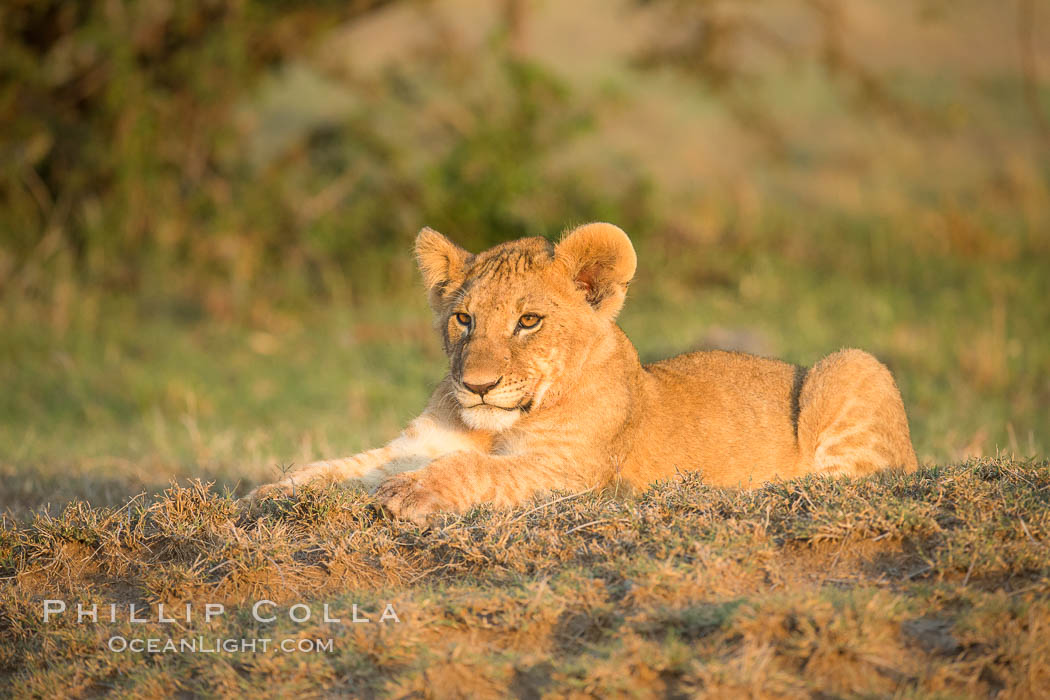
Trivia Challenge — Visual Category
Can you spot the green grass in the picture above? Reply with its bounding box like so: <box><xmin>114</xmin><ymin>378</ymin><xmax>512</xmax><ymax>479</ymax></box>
<box><xmin>0</xmin><ymin>299</ymin><xmax>437</xmax><ymax>515</ymax></box>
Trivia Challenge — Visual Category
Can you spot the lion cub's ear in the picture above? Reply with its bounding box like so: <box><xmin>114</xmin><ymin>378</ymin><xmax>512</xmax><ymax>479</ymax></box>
<box><xmin>415</xmin><ymin>227</ymin><xmax>471</xmax><ymax>309</ymax></box>
<box><xmin>555</xmin><ymin>222</ymin><xmax>637</xmax><ymax>320</ymax></box>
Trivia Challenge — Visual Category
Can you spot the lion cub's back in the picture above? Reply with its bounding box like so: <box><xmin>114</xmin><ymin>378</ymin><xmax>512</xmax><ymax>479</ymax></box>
<box><xmin>633</xmin><ymin>350</ymin><xmax>805</xmax><ymax>485</ymax></box>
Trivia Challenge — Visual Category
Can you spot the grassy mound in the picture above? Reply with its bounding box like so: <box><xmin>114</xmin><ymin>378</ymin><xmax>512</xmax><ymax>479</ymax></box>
<box><xmin>3</xmin><ymin>458</ymin><xmax>1048</xmax><ymax>697</ymax></box>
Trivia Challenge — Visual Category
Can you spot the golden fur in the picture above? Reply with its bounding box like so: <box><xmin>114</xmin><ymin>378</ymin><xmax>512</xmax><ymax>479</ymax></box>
<box><xmin>249</xmin><ymin>223</ymin><xmax>918</xmax><ymax>521</ymax></box>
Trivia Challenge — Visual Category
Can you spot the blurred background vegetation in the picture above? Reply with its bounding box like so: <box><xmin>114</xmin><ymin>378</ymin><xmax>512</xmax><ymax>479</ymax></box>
<box><xmin>1</xmin><ymin>0</ymin><xmax>1048</xmax><ymax>514</ymax></box>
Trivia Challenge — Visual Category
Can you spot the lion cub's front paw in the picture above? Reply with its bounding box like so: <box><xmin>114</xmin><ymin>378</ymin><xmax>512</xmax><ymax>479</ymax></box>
<box><xmin>244</xmin><ymin>461</ymin><xmax>344</xmax><ymax>503</ymax></box>
<box><xmin>374</xmin><ymin>471</ymin><xmax>458</xmax><ymax>524</ymax></box>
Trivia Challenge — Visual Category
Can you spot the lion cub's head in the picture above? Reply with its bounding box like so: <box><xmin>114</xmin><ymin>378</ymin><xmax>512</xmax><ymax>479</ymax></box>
<box><xmin>415</xmin><ymin>223</ymin><xmax>637</xmax><ymax>432</ymax></box>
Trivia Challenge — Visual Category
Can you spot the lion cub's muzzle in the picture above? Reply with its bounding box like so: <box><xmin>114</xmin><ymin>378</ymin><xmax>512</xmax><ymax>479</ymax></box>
<box><xmin>453</xmin><ymin>377</ymin><xmax>529</xmax><ymax>410</ymax></box>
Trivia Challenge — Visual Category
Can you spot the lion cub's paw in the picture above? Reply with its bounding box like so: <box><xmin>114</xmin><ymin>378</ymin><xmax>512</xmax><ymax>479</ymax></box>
<box><xmin>374</xmin><ymin>471</ymin><xmax>457</xmax><ymax>525</ymax></box>
<box><xmin>242</xmin><ymin>477</ymin><xmax>301</xmax><ymax>504</ymax></box>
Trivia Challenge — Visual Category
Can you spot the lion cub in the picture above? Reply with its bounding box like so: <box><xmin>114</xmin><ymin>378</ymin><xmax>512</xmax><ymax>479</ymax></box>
<box><xmin>250</xmin><ymin>223</ymin><xmax>917</xmax><ymax>521</ymax></box>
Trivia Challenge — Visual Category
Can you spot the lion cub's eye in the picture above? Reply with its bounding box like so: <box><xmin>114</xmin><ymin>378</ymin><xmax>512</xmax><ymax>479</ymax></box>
<box><xmin>454</xmin><ymin>312</ymin><xmax>472</xmax><ymax>327</ymax></box>
<box><xmin>517</xmin><ymin>314</ymin><xmax>542</xmax><ymax>330</ymax></box>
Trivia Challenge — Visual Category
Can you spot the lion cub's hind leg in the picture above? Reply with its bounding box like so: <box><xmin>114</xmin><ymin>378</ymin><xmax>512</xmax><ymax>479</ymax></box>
<box><xmin>796</xmin><ymin>349</ymin><xmax>918</xmax><ymax>478</ymax></box>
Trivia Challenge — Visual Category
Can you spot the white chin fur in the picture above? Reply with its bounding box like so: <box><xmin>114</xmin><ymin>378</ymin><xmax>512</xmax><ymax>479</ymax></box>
<box><xmin>460</xmin><ymin>405</ymin><xmax>521</xmax><ymax>432</ymax></box>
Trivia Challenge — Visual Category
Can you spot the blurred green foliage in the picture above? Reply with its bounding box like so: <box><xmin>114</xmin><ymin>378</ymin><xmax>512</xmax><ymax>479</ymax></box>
<box><xmin>0</xmin><ymin>0</ymin><xmax>1047</xmax><ymax>509</ymax></box>
<box><xmin>0</xmin><ymin>0</ymin><xmax>651</xmax><ymax>316</ymax></box>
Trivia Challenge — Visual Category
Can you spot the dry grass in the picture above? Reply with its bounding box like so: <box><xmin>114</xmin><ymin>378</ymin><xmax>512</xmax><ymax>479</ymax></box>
<box><xmin>3</xmin><ymin>457</ymin><xmax>1048</xmax><ymax>697</ymax></box>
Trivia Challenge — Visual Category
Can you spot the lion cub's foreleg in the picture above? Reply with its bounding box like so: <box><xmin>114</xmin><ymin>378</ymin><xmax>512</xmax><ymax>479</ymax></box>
<box><xmin>375</xmin><ymin>447</ymin><xmax>598</xmax><ymax>524</ymax></box>
<box><xmin>246</xmin><ymin>412</ymin><xmax>487</xmax><ymax>500</ymax></box>
<box><xmin>796</xmin><ymin>349</ymin><xmax>918</xmax><ymax>478</ymax></box>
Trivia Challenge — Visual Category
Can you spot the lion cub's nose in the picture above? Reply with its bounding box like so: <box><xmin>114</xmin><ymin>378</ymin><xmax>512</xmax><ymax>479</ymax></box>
<box><xmin>463</xmin><ymin>376</ymin><xmax>502</xmax><ymax>397</ymax></box>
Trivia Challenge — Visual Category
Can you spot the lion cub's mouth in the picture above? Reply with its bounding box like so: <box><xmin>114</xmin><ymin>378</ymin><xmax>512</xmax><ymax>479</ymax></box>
<box><xmin>461</xmin><ymin>399</ymin><xmax>532</xmax><ymax>413</ymax></box>
<box><xmin>458</xmin><ymin>400</ymin><xmax>531</xmax><ymax>432</ymax></box>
